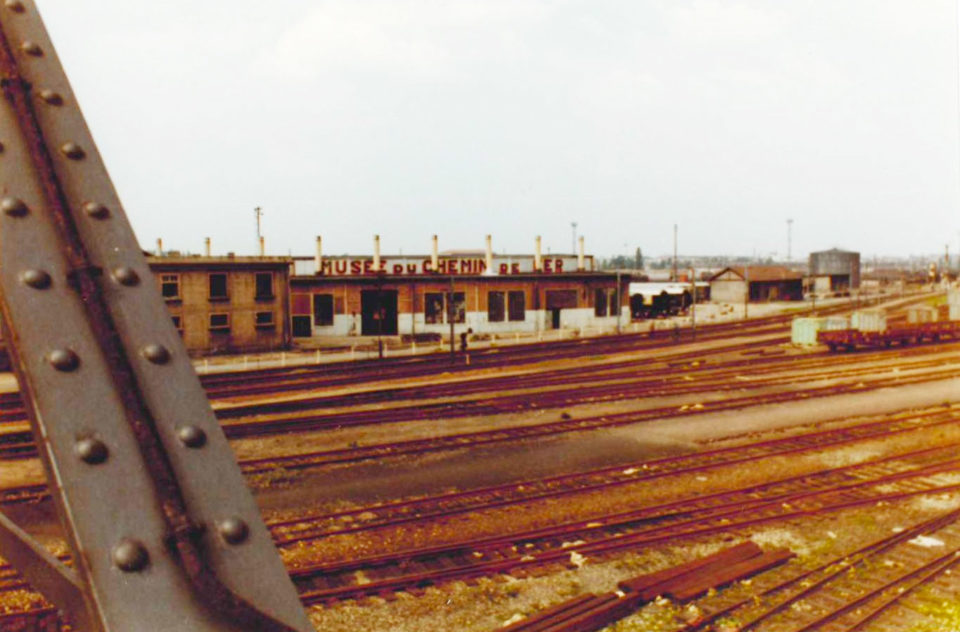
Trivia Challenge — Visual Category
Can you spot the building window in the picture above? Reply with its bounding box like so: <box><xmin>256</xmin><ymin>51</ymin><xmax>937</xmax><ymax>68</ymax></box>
<box><xmin>608</xmin><ymin>289</ymin><xmax>619</xmax><ymax>317</ymax></box>
<box><xmin>255</xmin><ymin>311</ymin><xmax>275</xmax><ymax>329</ymax></box>
<box><xmin>425</xmin><ymin>292</ymin><xmax>444</xmax><ymax>324</ymax></box>
<box><xmin>488</xmin><ymin>291</ymin><xmax>505</xmax><ymax>322</ymax></box>
<box><xmin>313</xmin><ymin>294</ymin><xmax>334</xmax><ymax>326</ymax></box>
<box><xmin>594</xmin><ymin>288</ymin><xmax>608</xmax><ymax>317</ymax></box>
<box><xmin>508</xmin><ymin>291</ymin><xmax>526</xmax><ymax>321</ymax></box>
<box><xmin>209</xmin><ymin>313</ymin><xmax>230</xmax><ymax>332</ymax></box>
<box><xmin>160</xmin><ymin>274</ymin><xmax>180</xmax><ymax>300</ymax></box>
<box><xmin>292</xmin><ymin>315</ymin><xmax>312</xmax><ymax>338</ymax></box>
<box><xmin>171</xmin><ymin>315</ymin><xmax>183</xmax><ymax>334</ymax></box>
<box><xmin>450</xmin><ymin>292</ymin><xmax>466</xmax><ymax>323</ymax></box>
<box><xmin>255</xmin><ymin>272</ymin><xmax>273</xmax><ymax>299</ymax></box>
<box><xmin>208</xmin><ymin>273</ymin><xmax>228</xmax><ymax>300</ymax></box>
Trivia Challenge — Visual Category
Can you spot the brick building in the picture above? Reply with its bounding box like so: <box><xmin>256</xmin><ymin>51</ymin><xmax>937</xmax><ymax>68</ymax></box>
<box><xmin>288</xmin><ymin>236</ymin><xmax>628</xmax><ymax>341</ymax></box>
<box><xmin>148</xmin><ymin>256</ymin><xmax>291</xmax><ymax>355</ymax></box>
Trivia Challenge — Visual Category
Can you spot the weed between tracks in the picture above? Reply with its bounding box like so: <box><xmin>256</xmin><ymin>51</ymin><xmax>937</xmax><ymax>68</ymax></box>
<box><xmin>300</xmin><ymin>414</ymin><xmax>960</xmax><ymax>631</ymax></box>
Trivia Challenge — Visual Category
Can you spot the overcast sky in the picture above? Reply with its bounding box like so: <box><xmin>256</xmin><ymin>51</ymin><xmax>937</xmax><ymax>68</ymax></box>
<box><xmin>36</xmin><ymin>1</ymin><xmax>960</xmax><ymax>260</ymax></box>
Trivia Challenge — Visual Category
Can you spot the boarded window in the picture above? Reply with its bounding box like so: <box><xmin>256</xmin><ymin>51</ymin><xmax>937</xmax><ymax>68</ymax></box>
<box><xmin>425</xmin><ymin>293</ymin><xmax>444</xmax><ymax>324</ymax></box>
<box><xmin>209</xmin><ymin>313</ymin><xmax>229</xmax><ymax>331</ymax></box>
<box><xmin>292</xmin><ymin>315</ymin><xmax>312</xmax><ymax>338</ymax></box>
<box><xmin>209</xmin><ymin>273</ymin><xmax>228</xmax><ymax>299</ymax></box>
<box><xmin>255</xmin><ymin>311</ymin><xmax>275</xmax><ymax>328</ymax></box>
<box><xmin>255</xmin><ymin>272</ymin><xmax>273</xmax><ymax>299</ymax></box>
<box><xmin>488</xmin><ymin>291</ymin><xmax>505</xmax><ymax>322</ymax></box>
<box><xmin>508</xmin><ymin>291</ymin><xmax>525</xmax><ymax>321</ymax></box>
<box><xmin>291</xmin><ymin>293</ymin><xmax>311</xmax><ymax>315</ymax></box>
<box><xmin>161</xmin><ymin>274</ymin><xmax>179</xmax><ymax>299</ymax></box>
<box><xmin>313</xmin><ymin>294</ymin><xmax>334</xmax><ymax>326</ymax></box>
<box><xmin>594</xmin><ymin>288</ymin><xmax>608</xmax><ymax>317</ymax></box>
<box><xmin>546</xmin><ymin>290</ymin><xmax>578</xmax><ymax>309</ymax></box>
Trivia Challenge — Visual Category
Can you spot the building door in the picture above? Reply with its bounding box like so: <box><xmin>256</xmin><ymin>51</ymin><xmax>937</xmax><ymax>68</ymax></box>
<box><xmin>550</xmin><ymin>309</ymin><xmax>561</xmax><ymax>329</ymax></box>
<box><xmin>545</xmin><ymin>290</ymin><xmax>576</xmax><ymax>330</ymax></box>
<box><xmin>361</xmin><ymin>290</ymin><xmax>398</xmax><ymax>336</ymax></box>
<box><xmin>291</xmin><ymin>315</ymin><xmax>312</xmax><ymax>338</ymax></box>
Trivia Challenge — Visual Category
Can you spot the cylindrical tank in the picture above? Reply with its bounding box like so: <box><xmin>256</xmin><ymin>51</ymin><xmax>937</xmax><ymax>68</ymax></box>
<box><xmin>809</xmin><ymin>249</ymin><xmax>860</xmax><ymax>288</ymax></box>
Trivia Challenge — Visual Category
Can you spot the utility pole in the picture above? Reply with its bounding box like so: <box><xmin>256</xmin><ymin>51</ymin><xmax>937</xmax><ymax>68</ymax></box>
<box><xmin>672</xmin><ymin>224</ymin><xmax>678</xmax><ymax>282</ymax></box>
<box><xmin>448</xmin><ymin>275</ymin><xmax>456</xmax><ymax>365</ymax></box>
<box><xmin>690</xmin><ymin>268</ymin><xmax>697</xmax><ymax>341</ymax></box>
<box><xmin>615</xmin><ymin>270</ymin><xmax>622</xmax><ymax>334</ymax></box>
<box><xmin>254</xmin><ymin>206</ymin><xmax>264</xmax><ymax>251</ymax></box>
<box><xmin>744</xmin><ymin>265</ymin><xmax>749</xmax><ymax>320</ymax></box>
<box><xmin>571</xmin><ymin>221</ymin><xmax>578</xmax><ymax>254</ymax></box>
<box><xmin>787</xmin><ymin>218</ymin><xmax>793</xmax><ymax>262</ymax></box>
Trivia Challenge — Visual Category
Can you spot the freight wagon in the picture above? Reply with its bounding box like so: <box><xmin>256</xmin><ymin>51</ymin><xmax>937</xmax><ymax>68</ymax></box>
<box><xmin>818</xmin><ymin>320</ymin><xmax>960</xmax><ymax>351</ymax></box>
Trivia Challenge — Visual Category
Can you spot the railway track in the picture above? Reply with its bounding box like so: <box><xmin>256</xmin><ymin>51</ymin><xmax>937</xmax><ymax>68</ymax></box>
<box><xmin>0</xmin><ymin>292</ymin><xmax>918</xmax><ymax>424</ymax></box>
<box><xmin>683</xmin><ymin>507</ymin><xmax>960</xmax><ymax>632</ymax></box>
<box><xmin>288</xmin><ymin>441</ymin><xmax>960</xmax><ymax>604</ymax></box>
<box><xmin>264</xmin><ymin>406</ymin><xmax>960</xmax><ymax>545</ymax></box>
<box><xmin>216</xmin><ymin>340</ymin><xmax>959</xmax><ymax>420</ymax></box>
<box><xmin>2</xmin><ymin>337</ymin><xmax>956</xmax><ymax>465</ymax></box>
<box><xmin>0</xmin><ymin>314</ymin><xmax>796</xmax><ymax>421</ymax></box>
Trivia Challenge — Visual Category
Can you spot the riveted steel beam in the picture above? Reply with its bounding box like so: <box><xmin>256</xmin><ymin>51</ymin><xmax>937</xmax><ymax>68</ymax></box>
<box><xmin>0</xmin><ymin>2</ymin><xmax>311</xmax><ymax>630</ymax></box>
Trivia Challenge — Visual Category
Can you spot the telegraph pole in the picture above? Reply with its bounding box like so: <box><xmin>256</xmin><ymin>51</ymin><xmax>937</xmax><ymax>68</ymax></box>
<box><xmin>571</xmin><ymin>221</ymin><xmax>578</xmax><ymax>254</ymax></box>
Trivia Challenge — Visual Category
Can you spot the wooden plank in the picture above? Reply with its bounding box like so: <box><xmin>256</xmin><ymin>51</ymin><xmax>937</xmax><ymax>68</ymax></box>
<box><xmin>617</xmin><ymin>541</ymin><xmax>762</xmax><ymax>597</ymax></box>
<box><xmin>667</xmin><ymin>548</ymin><xmax>795</xmax><ymax>602</ymax></box>
<box><xmin>499</xmin><ymin>594</ymin><xmax>600</xmax><ymax>632</ymax></box>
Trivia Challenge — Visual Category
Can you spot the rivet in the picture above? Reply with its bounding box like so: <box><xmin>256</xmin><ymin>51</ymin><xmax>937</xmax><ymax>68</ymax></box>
<box><xmin>83</xmin><ymin>201</ymin><xmax>109</xmax><ymax>219</ymax></box>
<box><xmin>48</xmin><ymin>349</ymin><xmax>79</xmax><ymax>372</ymax></box>
<box><xmin>113</xmin><ymin>267</ymin><xmax>139</xmax><ymax>286</ymax></box>
<box><xmin>177</xmin><ymin>426</ymin><xmax>206</xmax><ymax>448</ymax></box>
<box><xmin>20</xmin><ymin>269</ymin><xmax>51</xmax><ymax>289</ymax></box>
<box><xmin>4</xmin><ymin>0</ymin><xmax>25</xmax><ymax>12</ymax></box>
<box><xmin>141</xmin><ymin>343</ymin><xmax>170</xmax><ymax>364</ymax></box>
<box><xmin>75</xmin><ymin>437</ymin><xmax>108</xmax><ymax>464</ymax></box>
<box><xmin>218</xmin><ymin>518</ymin><xmax>249</xmax><ymax>545</ymax></box>
<box><xmin>112</xmin><ymin>539</ymin><xmax>149</xmax><ymax>572</ymax></box>
<box><xmin>20</xmin><ymin>41</ymin><xmax>41</xmax><ymax>56</ymax></box>
<box><xmin>38</xmin><ymin>89</ymin><xmax>62</xmax><ymax>105</ymax></box>
<box><xmin>1</xmin><ymin>197</ymin><xmax>28</xmax><ymax>217</ymax></box>
<box><xmin>60</xmin><ymin>142</ymin><xmax>85</xmax><ymax>160</ymax></box>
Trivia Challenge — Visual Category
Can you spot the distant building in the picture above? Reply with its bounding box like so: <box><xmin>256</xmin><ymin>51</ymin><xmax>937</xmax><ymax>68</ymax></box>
<box><xmin>809</xmin><ymin>249</ymin><xmax>860</xmax><ymax>293</ymax></box>
<box><xmin>709</xmin><ymin>266</ymin><xmax>804</xmax><ymax>303</ymax></box>
<box><xmin>148</xmin><ymin>256</ymin><xmax>291</xmax><ymax>355</ymax></box>
<box><xmin>289</xmin><ymin>250</ymin><xmax>627</xmax><ymax>340</ymax></box>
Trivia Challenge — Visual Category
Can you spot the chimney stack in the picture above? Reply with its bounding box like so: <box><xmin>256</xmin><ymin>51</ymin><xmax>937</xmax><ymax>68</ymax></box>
<box><xmin>156</xmin><ymin>238</ymin><xmax>162</xmax><ymax>256</ymax></box>
<box><xmin>373</xmin><ymin>234</ymin><xmax>381</xmax><ymax>271</ymax></box>
<box><xmin>315</xmin><ymin>236</ymin><xmax>323</xmax><ymax>274</ymax></box>
<box><xmin>534</xmin><ymin>235</ymin><xmax>542</xmax><ymax>271</ymax></box>
<box><xmin>485</xmin><ymin>234</ymin><xmax>494</xmax><ymax>274</ymax></box>
<box><xmin>204</xmin><ymin>237</ymin><xmax>211</xmax><ymax>257</ymax></box>
<box><xmin>259</xmin><ymin>235</ymin><xmax>265</xmax><ymax>257</ymax></box>
<box><xmin>577</xmin><ymin>236</ymin><xmax>585</xmax><ymax>271</ymax></box>
<box><xmin>431</xmin><ymin>234</ymin><xmax>439</xmax><ymax>271</ymax></box>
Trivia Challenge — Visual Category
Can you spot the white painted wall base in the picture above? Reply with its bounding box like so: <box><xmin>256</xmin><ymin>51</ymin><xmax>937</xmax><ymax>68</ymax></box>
<box><xmin>307</xmin><ymin>306</ymin><xmax>627</xmax><ymax>339</ymax></box>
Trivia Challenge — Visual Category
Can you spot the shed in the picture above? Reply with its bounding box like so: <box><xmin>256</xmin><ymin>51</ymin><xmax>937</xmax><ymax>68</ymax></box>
<box><xmin>709</xmin><ymin>266</ymin><xmax>804</xmax><ymax>303</ymax></box>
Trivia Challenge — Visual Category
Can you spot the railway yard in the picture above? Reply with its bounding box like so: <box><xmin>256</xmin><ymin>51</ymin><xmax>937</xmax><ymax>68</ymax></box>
<box><xmin>3</xmin><ymin>294</ymin><xmax>960</xmax><ymax>631</ymax></box>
